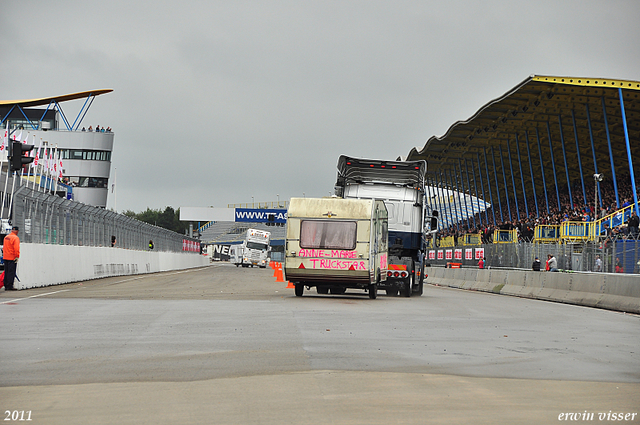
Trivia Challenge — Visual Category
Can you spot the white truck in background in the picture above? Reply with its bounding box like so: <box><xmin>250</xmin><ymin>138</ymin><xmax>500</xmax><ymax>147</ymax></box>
<box><xmin>231</xmin><ymin>228</ymin><xmax>271</xmax><ymax>268</ymax></box>
<box><xmin>334</xmin><ymin>155</ymin><xmax>437</xmax><ymax>297</ymax></box>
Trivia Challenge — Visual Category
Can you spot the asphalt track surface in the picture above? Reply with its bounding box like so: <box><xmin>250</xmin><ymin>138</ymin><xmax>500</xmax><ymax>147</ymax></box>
<box><xmin>1</xmin><ymin>264</ymin><xmax>638</xmax><ymax>424</ymax></box>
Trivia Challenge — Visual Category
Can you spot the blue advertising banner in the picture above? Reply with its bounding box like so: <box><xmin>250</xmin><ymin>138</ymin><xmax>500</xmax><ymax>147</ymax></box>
<box><xmin>235</xmin><ymin>208</ymin><xmax>288</xmax><ymax>224</ymax></box>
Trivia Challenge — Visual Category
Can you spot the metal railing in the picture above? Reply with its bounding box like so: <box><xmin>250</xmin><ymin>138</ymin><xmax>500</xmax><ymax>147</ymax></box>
<box><xmin>534</xmin><ymin>225</ymin><xmax>560</xmax><ymax>243</ymax></box>
<box><xmin>424</xmin><ymin>236</ymin><xmax>639</xmax><ymax>274</ymax></box>
<box><xmin>9</xmin><ymin>182</ymin><xmax>201</xmax><ymax>253</ymax></box>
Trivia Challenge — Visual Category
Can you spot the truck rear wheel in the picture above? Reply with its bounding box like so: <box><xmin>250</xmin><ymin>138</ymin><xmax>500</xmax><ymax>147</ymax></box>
<box><xmin>295</xmin><ymin>284</ymin><xmax>304</xmax><ymax>297</ymax></box>
<box><xmin>368</xmin><ymin>283</ymin><xmax>377</xmax><ymax>299</ymax></box>
<box><xmin>402</xmin><ymin>280</ymin><xmax>412</xmax><ymax>297</ymax></box>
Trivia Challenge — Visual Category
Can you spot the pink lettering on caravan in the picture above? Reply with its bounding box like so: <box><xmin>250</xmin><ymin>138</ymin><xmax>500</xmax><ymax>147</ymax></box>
<box><xmin>331</xmin><ymin>250</ymin><xmax>357</xmax><ymax>259</ymax></box>
<box><xmin>298</xmin><ymin>249</ymin><xmax>327</xmax><ymax>258</ymax></box>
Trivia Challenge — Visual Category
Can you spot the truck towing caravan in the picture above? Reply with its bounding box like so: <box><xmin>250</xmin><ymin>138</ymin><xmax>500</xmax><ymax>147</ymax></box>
<box><xmin>283</xmin><ymin>197</ymin><xmax>388</xmax><ymax>299</ymax></box>
<box><xmin>334</xmin><ymin>155</ymin><xmax>437</xmax><ymax>297</ymax></box>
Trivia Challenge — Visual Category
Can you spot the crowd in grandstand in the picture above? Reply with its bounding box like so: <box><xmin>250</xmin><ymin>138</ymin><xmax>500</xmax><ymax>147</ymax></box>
<box><xmin>435</xmin><ymin>173</ymin><xmax>639</xmax><ymax>244</ymax></box>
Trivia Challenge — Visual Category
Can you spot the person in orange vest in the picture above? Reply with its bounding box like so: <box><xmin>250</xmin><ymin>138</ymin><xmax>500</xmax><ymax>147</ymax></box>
<box><xmin>3</xmin><ymin>226</ymin><xmax>20</xmax><ymax>290</ymax></box>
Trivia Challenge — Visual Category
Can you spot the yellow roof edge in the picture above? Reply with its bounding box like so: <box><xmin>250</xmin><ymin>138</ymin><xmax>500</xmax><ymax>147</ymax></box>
<box><xmin>0</xmin><ymin>89</ymin><xmax>113</xmax><ymax>108</ymax></box>
<box><xmin>532</xmin><ymin>75</ymin><xmax>640</xmax><ymax>90</ymax></box>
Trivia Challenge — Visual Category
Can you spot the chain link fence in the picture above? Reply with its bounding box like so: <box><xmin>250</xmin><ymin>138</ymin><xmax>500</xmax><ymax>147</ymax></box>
<box><xmin>426</xmin><ymin>236</ymin><xmax>640</xmax><ymax>274</ymax></box>
<box><xmin>8</xmin><ymin>183</ymin><xmax>200</xmax><ymax>253</ymax></box>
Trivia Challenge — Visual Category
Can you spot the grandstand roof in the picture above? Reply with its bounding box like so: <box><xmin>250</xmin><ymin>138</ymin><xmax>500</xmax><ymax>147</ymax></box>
<box><xmin>407</xmin><ymin>75</ymin><xmax>639</xmax><ymax>214</ymax></box>
<box><xmin>0</xmin><ymin>89</ymin><xmax>113</xmax><ymax>108</ymax></box>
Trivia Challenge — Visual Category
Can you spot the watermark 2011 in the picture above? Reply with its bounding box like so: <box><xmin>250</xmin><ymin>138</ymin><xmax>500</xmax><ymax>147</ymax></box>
<box><xmin>559</xmin><ymin>411</ymin><xmax>637</xmax><ymax>421</ymax></box>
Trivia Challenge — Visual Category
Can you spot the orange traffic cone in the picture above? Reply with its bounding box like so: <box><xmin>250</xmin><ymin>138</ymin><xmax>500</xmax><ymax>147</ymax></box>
<box><xmin>275</xmin><ymin>262</ymin><xmax>284</xmax><ymax>282</ymax></box>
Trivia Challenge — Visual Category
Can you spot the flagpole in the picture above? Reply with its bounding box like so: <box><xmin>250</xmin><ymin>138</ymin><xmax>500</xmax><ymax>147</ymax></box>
<box><xmin>8</xmin><ymin>170</ymin><xmax>17</xmax><ymax>223</ymax></box>
<box><xmin>52</xmin><ymin>145</ymin><xmax>59</xmax><ymax>197</ymax></box>
<box><xmin>113</xmin><ymin>167</ymin><xmax>117</xmax><ymax>213</ymax></box>
<box><xmin>1</xmin><ymin>122</ymin><xmax>10</xmax><ymax>219</ymax></box>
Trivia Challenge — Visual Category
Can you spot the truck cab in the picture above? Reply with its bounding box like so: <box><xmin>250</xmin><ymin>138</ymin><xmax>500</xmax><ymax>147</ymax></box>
<box><xmin>335</xmin><ymin>156</ymin><xmax>435</xmax><ymax>297</ymax></box>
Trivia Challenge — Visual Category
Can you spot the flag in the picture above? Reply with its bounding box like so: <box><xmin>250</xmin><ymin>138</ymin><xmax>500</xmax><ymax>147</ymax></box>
<box><xmin>13</xmin><ymin>130</ymin><xmax>21</xmax><ymax>142</ymax></box>
<box><xmin>58</xmin><ymin>153</ymin><xmax>63</xmax><ymax>179</ymax></box>
<box><xmin>1</xmin><ymin>122</ymin><xmax>7</xmax><ymax>152</ymax></box>
<box><xmin>42</xmin><ymin>147</ymin><xmax>49</xmax><ymax>175</ymax></box>
<box><xmin>34</xmin><ymin>139</ymin><xmax>42</xmax><ymax>166</ymax></box>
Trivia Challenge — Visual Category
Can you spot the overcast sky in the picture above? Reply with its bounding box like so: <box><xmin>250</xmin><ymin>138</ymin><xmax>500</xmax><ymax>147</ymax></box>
<box><xmin>1</xmin><ymin>0</ymin><xmax>639</xmax><ymax>214</ymax></box>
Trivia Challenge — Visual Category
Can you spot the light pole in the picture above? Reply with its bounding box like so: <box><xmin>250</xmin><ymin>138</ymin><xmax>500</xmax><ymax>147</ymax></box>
<box><xmin>277</xmin><ymin>194</ymin><xmax>280</xmax><ymax>208</ymax></box>
<box><xmin>251</xmin><ymin>196</ymin><xmax>254</xmax><ymax>208</ymax></box>
<box><xmin>594</xmin><ymin>174</ymin><xmax>603</xmax><ymax>220</ymax></box>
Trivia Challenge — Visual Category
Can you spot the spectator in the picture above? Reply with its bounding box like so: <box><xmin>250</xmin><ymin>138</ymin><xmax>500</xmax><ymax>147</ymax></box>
<box><xmin>615</xmin><ymin>257</ymin><xmax>624</xmax><ymax>273</ymax></box>
<box><xmin>532</xmin><ymin>257</ymin><xmax>541</xmax><ymax>271</ymax></box>
<box><xmin>594</xmin><ymin>255</ymin><xmax>602</xmax><ymax>272</ymax></box>
<box><xmin>628</xmin><ymin>211</ymin><xmax>639</xmax><ymax>236</ymax></box>
<box><xmin>3</xmin><ymin>226</ymin><xmax>21</xmax><ymax>290</ymax></box>
<box><xmin>478</xmin><ymin>257</ymin><xmax>485</xmax><ymax>269</ymax></box>
<box><xmin>548</xmin><ymin>254</ymin><xmax>558</xmax><ymax>272</ymax></box>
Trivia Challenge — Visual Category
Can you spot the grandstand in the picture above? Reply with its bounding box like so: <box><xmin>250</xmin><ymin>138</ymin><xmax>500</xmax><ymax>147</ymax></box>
<box><xmin>408</xmin><ymin>75</ymin><xmax>639</xmax><ymax>232</ymax></box>
<box><xmin>200</xmin><ymin>221</ymin><xmax>285</xmax><ymax>245</ymax></box>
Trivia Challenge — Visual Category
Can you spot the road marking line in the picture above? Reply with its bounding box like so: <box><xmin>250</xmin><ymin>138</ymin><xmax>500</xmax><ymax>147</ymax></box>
<box><xmin>1</xmin><ymin>289</ymin><xmax>71</xmax><ymax>304</ymax></box>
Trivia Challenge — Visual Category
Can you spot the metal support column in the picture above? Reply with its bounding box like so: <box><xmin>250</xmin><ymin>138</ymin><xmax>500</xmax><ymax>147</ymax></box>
<box><xmin>446</xmin><ymin>167</ymin><xmax>460</xmax><ymax>230</ymax></box>
<box><xmin>558</xmin><ymin>114</ymin><xmax>573</xmax><ymax>209</ymax></box>
<box><xmin>498</xmin><ymin>145</ymin><xmax>512</xmax><ymax>221</ymax></box>
<box><xmin>619</xmin><ymin>88</ymin><xmax>639</xmax><ymax>214</ymax></box>
<box><xmin>525</xmin><ymin>130</ymin><xmax>539</xmax><ymax>217</ymax></box>
<box><xmin>546</xmin><ymin>121</ymin><xmax>562</xmax><ymax>211</ymax></box>
<box><xmin>437</xmin><ymin>171</ymin><xmax>453</xmax><ymax>229</ymax></box>
<box><xmin>463</xmin><ymin>158</ymin><xmax>477</xmax><ymax>229</ymax></box>
<box><xmin>457</xmin><ymin>159</ymin><xmax>471</xmax><ymax>229</ymax></box>
<box><xmin>430</xmin><ymin>174</ymin><xmax>444</xmax><ymax>229</ymax></box>
<box><xmin>602</xmin><ymin>97</ymin><xmax>619</xmax><ymax>209</ymax></box>
<box><xmin>506</xmin><ymin>138</ymin><xmax>520</xmax><ymax>219</ymax></box>
<box><xmin>571</xmin><ymin>109</ymin><xmax>587</xmax><ymax>206</ymax></box>
<box><xmin>490</xmin><ymin>147</ymin><xmax>504</xmax><ymax>223</ymax></box>
<box><xmin>483</xmin><ymin>148</ymin><xmax>497</xmax><ymax>225</ymax></box>
<box><xmin>535</xmin><ymin>127</ymin><xmax>550</xmax><ymax>215</ymax></box>
<box><xmin>585</xmin><ymin>103</ymin><xmax>602</xmax><ymax>210</ymax></box>
<box><xmin>474</xmin><ymin>154</ymin><xmax>489</xmax><ymax>226</ymax></box>
<box><xmin>514</xmin><ymin>133</ymin><xmax>529</xmax><ymax>217</ymax></box>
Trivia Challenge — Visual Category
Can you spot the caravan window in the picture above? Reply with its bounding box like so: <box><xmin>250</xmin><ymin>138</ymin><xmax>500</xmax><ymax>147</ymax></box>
<box><xmin>300</xmin><ymin>220</ymin><xmax>357</xmax><ymax>250</ymax></box>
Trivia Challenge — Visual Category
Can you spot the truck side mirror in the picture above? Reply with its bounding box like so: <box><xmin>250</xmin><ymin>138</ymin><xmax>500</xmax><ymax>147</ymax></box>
<box><xmin>430</xmin><ymin>210</ymin><xmax>438</xmax><ymax>232</ymax></box>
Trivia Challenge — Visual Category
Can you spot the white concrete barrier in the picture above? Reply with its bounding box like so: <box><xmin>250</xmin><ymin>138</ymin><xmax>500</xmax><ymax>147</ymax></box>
<box><xmin>12</xmin><ymin>243</ymin><xmax>209</xmax><ymax>290</ymax></box>
<box><xmin>425</xmin><ymin>267</ymin><xmax>640</xmax><ymax>314</ymax></box>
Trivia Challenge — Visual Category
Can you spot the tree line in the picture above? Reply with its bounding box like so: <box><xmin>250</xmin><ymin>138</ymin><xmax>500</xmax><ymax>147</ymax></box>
<box><xmin>122</xmin><ymin>206</ymin><xmax>195</xmax><ymax>235</ymax></box>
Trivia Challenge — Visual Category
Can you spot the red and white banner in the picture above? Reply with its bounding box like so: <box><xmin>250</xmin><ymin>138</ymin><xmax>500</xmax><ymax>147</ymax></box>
<box><xmin>454</xmin><ymin>249</ymin><xmax>462</xmax><ymax>260</ymax></box>
<box><xmin>437</xmin><ymin>250</ymin><xmax>444</xmax><ymax>260</ymax></box>
<box><xmin>428</xmin><ymin>250</ymin><xmax>435</xmax><ymax>260</ymax></box>
<box><xmin>475</xmin><ymin>247</ymin><xmax>485</xmax><ymax>260</ymax></box>
<box><xmin>445</xmin><ymin>249</ymin><xmax>453</xmax><ymax>260</ymax></box>
<box><xmin>465</xmin><ymin>248</ymin><xmax>473</xmax><ymax>260</ymax></box>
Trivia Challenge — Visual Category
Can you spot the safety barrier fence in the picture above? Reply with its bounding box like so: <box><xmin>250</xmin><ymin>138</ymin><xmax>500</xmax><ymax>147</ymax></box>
<box><xmin>10</xmin><ymin>184</ymin><xmax>201</xmax><ymax>253</ymax></box>
<box><xmin>425</xmin><ymin>237</ymin><xmax>640</xmax><ymax>274</ymax></box>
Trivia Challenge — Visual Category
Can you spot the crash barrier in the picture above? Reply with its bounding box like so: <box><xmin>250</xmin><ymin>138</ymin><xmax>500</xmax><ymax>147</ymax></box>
<box><xmin>13</xmin><ymin>243</ymin><xmax>209</xmax><ymax>290</ymax></box>
<box><xmin>10</xmin><ymin>184</ymin><xmax>200</xmax><ymax>252</ymax></box>
<box><xmin>425</xmin><ymin>266</ymin><xmax>640</xmax><ymax>314</ymax></box>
